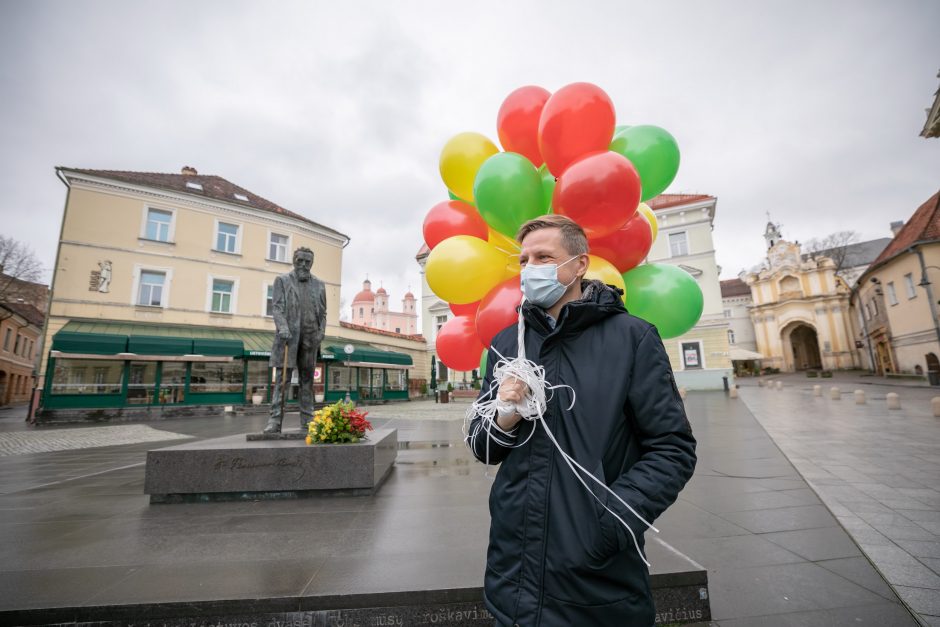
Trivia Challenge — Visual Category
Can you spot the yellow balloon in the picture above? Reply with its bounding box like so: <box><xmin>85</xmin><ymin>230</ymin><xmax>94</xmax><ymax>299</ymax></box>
<box><xmin>488</xmin><ymin>228</ymin><xmax>522</xmax><ymax>278</ymax></box>
<box><xmin>439</xmin><ymin>132</ymin><xmax>499</xmax><ymax>202</ymax></box>
<box><xmin>584</xmin><ymin>254</ymin><xmax>626</xmax><ymax>296</ymax></box>
<box><xmin>637</xmin><ymin>202</ymin><xmax>658</xmax><ymax>241</ymax></box>
<box><xmin>426</xmin><ymin>235</ymin><xmax>507</xmax><ymax>304</ymax></box>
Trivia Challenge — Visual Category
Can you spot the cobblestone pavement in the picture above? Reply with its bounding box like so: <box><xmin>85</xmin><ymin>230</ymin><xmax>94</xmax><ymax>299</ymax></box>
<box><xmin>362</xmin><ymin>398</ymin><xmax>472</xmax><ymax>422</ymax></box>
<box><xmin>0</xmin><ymin>424</ymin><xmax>192</xmax><ymax>457</ymax></box>
<box><xmin>739</xmin><ymin>381</ymin><xmax>940</xmax><ymax>625</ymax></box>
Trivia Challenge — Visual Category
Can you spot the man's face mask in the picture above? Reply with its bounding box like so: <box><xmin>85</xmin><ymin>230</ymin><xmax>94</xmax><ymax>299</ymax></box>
<box><xmin>520</xmin><ymin>255</ymin><xmax>579</xmax><ymax>308</ymax></box>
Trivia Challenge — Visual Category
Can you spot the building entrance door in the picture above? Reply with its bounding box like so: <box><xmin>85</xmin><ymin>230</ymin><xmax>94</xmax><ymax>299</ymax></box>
<box><xmin>789</xmin><ymin>324</ymin><xmax>822</xmax><ymax>370</ymax></box>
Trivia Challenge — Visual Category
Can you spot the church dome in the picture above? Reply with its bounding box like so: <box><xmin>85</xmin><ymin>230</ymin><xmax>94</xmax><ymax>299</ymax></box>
<box><xmin>352</xmin><ymin>278</ymin><xmax>374</xmax><ymax>303</ymax></box>
<box><xmin>404</xmin><ymin>291</ymin><xmax>415</xmax><ymax>300</ymax></box>
<box><xmin>376</xmin><ymin>287</ymin><xmax>388</xmax><ymax>296</ymax></box>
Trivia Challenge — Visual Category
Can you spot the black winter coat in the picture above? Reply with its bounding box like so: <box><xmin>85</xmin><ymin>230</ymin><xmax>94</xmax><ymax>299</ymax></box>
<box><xmin>466</xmin><ymin>281</ymin><xmax>697</xmax><ymax>626</ymax></box>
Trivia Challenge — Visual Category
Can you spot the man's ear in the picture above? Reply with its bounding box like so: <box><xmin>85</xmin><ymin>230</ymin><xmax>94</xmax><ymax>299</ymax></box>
<box><xmin>579</xmin><ymin>253</ymin><xmax>590</xmax><ymax>278</ymax></box>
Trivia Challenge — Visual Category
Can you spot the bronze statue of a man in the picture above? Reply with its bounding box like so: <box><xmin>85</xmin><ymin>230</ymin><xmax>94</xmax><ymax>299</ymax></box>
<box><xmin>264</xmin><ymin>246</ymin><xmax>327</xmax><ymax>434</ymax></box>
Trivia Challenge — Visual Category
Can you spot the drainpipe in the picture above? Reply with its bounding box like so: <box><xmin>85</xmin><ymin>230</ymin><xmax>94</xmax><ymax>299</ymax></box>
<box><xmin>914</xmin><ymin>247</ymin><xmax>940</xmax><ymax>348</ymax></box>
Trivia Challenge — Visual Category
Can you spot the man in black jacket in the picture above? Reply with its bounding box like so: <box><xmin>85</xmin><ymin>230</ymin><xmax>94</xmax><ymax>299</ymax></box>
<box><xmin>466</xmin><ymin>215</ymin><xmax>696</xmax><ymax>626</ymax></box>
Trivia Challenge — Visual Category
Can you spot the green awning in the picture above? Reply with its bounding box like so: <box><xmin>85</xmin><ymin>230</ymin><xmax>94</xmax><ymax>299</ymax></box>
<box><xmin>193</xmin><ymin>338</ymin><xmax>243</xmax><ymax>357</ymax></box>
<box><xmin>128</xmin><ymin>335</ymin><xmax>193</xmax><ymax>356</ymax></box>
<box><xmin>323</xmin><ymin>343</ymin><xmax>413</xmax><ymax>366</ymax></box>
<box><xmin>54</xmin><ymin>321</ymin><xmax>269</xmax><ymax>357</ymax></box>
<box><xmin>52</xmin><ymin>331</ymin><xmax>127</xmax><ymax>355</ymax></box>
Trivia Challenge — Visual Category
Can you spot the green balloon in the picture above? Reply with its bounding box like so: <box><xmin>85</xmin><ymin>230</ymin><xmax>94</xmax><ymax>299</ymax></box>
<box><xmin>609</xmin><ymin>125</ymin><xmax>680</xmax><ymax>202</ymax></box>
<box><xmin>622</xmin><ymin>263</ymin><xmax>703</xmax><ymax>339</ymax></box>
<box><xmin>480</xmin><ymin>349</ymin><xmax>488</xmax><ymax>376</ymax></box>
<box><xmin>538</xmin><ymin>164</ymin><xmax>555</xmax><ymax>212</ymax></box>
<box><xmin>473</xmin><ymin>152</ymin><xmax>547</xmax><ymax>237</ymax></box>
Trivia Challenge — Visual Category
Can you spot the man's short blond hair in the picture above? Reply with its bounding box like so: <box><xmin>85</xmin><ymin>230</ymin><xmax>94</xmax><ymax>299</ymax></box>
<box><xmin>516</xmin><ymin>214</ymin><xmax>589</xmax><ymax>256</ymax></box>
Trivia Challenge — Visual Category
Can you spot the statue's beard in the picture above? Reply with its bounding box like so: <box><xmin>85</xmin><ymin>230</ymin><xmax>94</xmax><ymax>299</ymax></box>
<box><xmin>296</xmin><ymin>268</ymin><xmax>311</xmax><ymax>282</ymax></box>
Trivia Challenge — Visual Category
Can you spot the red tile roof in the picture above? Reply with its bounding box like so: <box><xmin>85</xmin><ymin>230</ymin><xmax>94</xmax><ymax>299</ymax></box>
<box><xmin>870</xmin><ymin>190</ymin><xmax>940</xmax><ymax>267</ymax></box>
<box><xmin>646</xmin><ymin>194</ymin><xmax>715</xmax><ymax>211</ymax></box>
<box><xmin>59</xmin><ymin>168</ymin><xmax>349</xmax><ymax>241</ymax></box>
<box><xmin>0</xmin><ymin>301</ymin><xmax>44</xmax><ymax>327</ymax></box>
<box><xmin>340</xmin><ymin>321</ymin><xmax>425</xmax><ymax>342</ymax></box>
<box><xmin>720</xmin><ymin>278</ymin><xmax>751</xmax><ymax>298</ymax></box>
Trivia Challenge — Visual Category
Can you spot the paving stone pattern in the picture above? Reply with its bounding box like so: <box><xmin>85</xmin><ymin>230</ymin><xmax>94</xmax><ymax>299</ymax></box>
<box><xmin>740</xmin><ymin>379</ymin><xmax>940</xmax><ymax>626</ymax></box>
<box><xmin>0</xmin><ymin>424</ymin><xmax>192</xmax><ymax>457</ymax></box>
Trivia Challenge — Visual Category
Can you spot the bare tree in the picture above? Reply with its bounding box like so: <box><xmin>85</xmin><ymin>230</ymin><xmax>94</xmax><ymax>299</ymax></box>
<box><xmin>0</xmin><ymin>235</ymin><xmax>44</xmax><ymax>306</ymax></box>
<box><xmin>803</xmin><ymin>230</ymin><xmax>861</xmax><ymax>276</ymax></box>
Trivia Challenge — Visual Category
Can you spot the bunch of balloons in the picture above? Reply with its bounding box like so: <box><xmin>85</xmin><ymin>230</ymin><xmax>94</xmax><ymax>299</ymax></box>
<box><xmin>424</xmin><ymin>82</ymin><xmax>704</xmax><ymax>372</ymax></box>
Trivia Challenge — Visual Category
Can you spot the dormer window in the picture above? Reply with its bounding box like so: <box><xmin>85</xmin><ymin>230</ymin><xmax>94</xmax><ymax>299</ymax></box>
<box><xmin>234</xmin><ymin>193</ymin><xmax>249</xmax><ymax>202</ymax></box>
<box><xmin>186</xmin><ymin>181</ymin><xmax>203</xmax><ymax>191</ymax></box>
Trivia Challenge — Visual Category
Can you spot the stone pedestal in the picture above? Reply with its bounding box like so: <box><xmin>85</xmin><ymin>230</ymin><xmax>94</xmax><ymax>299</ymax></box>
<box><xmin>145</xmin><ymin>428</ymin><xmax>397</xmax><ymax>502</ymax></box>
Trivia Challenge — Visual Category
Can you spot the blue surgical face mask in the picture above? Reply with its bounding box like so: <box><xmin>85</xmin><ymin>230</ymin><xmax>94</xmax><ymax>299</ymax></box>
<box><xmin>520</xmin><ymin>256</ymin><xmax>579</xmax><ymax>308</ymax></box>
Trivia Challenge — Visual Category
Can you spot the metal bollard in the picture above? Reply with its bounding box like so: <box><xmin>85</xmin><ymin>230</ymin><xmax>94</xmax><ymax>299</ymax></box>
<box><xmin>830</xmin><ymin>387</ymin><xmax>841</xmax><ymax>400</ymax></box>
<box><xmin>813</xmin><ymin>385</ymin><xmax>822</xmax><ymax>397</ymax></box>
<box><xmin>932</xmin><ymin>397</ymin><xmax>940</xmax><ymax>418</ymax></box>
<box><xmin>679</xmin><ymin>386</ymin><xmax>688</xmax><ymax>399</ymax></box>
<box><xmin>775</xmin><ymin>381</ymin><xmax>783</xmax><ymax>390</ymax></box>
<box><xmin>854</xmin><ymin>390</ymin><xmax>866</xmax><ymax>405</ymax></box>
<box><xmin>886</xmin><ymin>393</ymin><xmax>901</xmax><ymax>410</ymax></box>
<box><xmin>729</xmin><ymin>387</ymin><xmax>739</xmax><ymax>399</ymax></box>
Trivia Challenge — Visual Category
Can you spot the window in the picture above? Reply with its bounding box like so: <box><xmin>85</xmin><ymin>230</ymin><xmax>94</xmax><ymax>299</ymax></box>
<box><xmin>127</xmin><ymin>362</ymin><xmax>158</xmax><ymax>404</ymax></box>
<box><xmin>159</xmin><ymin>362</ymin><xmax>186</xmax><ymax>404</ymax></box>
<box><xmin>668</xmin><ymin>231</ymin><xmax>688</xmax><ymax>257</ymax></box>
<box><xmin>265</xmin><ymin>285</ymin><xmax>274</xmax><ymax>317</ymax></box>
<box><xmin>190</xmin><ymin>361</ymin><xmax>244</xmax><ymax>393</ymax></box>
<box><xmin>723</xmin><ymin>309</ymin><xmax>732</xmax><ymax>318</ymax></box>
<box><xmin>395</xmin><ymin>327</ymin><xmax>401</xmax><ymax>333</ymax></box>
<box><xmin>359</xmin><ymin>307</ymin><xmax>364</xmax><ymax>318</ymax></box>
<box><xmin>145</xmin><ymin>208</ymin><xmax>173</xmax><ymax>242</ymax></box>
<box><xmin>234</xmin><ymin>193</ymin><xmax>249</xmax><ymax>202</ymax></box>
<box><xmin>13</xmin><ymin>335</ymin><xmax>21</xmax><ymax>355</ymax></box>
<box><xmin>211</xmin><ymin>279</ymin><xmax>234</xmax><ymax>313</ymax></box>
<box><xmin>871</xmin><ymin>298</ymin><xmax>878</xmax><ymax>315</ymax></box>
<box><xmin>435</xmin><ymin>315</ymin><xmax>448</xmax><ymax>337</ymax></box>
<box><xmin>904</xmin><ymin>273</ymin><xmax>916</xmax><ymax>299</ymax></box>
<box><xmin>728</xmin><ymin>329</ymin><xmax>736</xmax><ymax>344</ymax></box>
<box><xmin>328</xmin><ymin>366</ymin><xmax>355</xmax><ymax>391</ymax></box>
<box><xmin>246</xmin><ymin>361</ymin><xmax>270</xmax><ymax>402</ymax></box>
<box><xmin>185</xmin><ymin>181</ymin><xmax>203</xmax><ymax>191</ymax></box>
<box><xmin>137</xmin><ymin>271</ymin><xmax>166</xmax><ymax>306</ymax></box>
<box><xmin>269</xmin><ymin>233</ymin><xmax>289</xmax><ymax>262</ymax></box>
<box><xmin>385</xmin><ymin>369</ymin><xmax>406</xmax><ymax>391</ymax></box>
<box><xmin>27</xmin><ymin>340</ymin><xmax>34</xmax><ymax>359</ymax></box>
<box><xmin>2</xmin><ymin>328</ymin><xmax>11</xmax><ymax>351</ymax></box>
<box><xmin>51</xmin><ymin>359</ymin><xmax>124</xmax><ymax>395</ymax></box>
<box><xmin>887</xmin><ymin>281</ymin><xmax>898</xmax><ymax>305</ymax></box>
<box><xmin>216</xmin><ymin>222</ymin><xmax>239</xmax><ymax>253</ymax></box>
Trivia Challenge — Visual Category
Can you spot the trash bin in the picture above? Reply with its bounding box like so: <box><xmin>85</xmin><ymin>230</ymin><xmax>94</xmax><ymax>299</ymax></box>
<box><xmin>440</xmin><ymin>390</ymin><xmax>450</xmax><ymax>403</ymax></box>
<box><xmin>928</xmin><ymin>371</ymin><xmax>940</xmax><ymax>386</ymax></box>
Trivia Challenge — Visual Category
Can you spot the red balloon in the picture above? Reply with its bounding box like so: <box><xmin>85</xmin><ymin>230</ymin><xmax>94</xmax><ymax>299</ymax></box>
<box><xmin>497</xmin><ymin>86</ymin><xmax>551</xmax><ymax>167</ymax></box>
<box><xmin>588</xmin><ymin>211</ymin><xmax>654</xmax><ymax>274</ymax></box>
<box><xmin>450</xmin><ymin>301</ymin><xmax>480</xmax><ymax>317</ymax></box>
<box><xmin>476</xmin><ymin>276</ymin><xmax>522</xmax><ymax>347</ymax></box>
<box><xmin>553</xmin><ymin>151</ymin><xmax>641</xmax><ymax>238</ymax></box>
<box><xmin>436</xmin><ymin>315</ymin><xmax>486</xmax><ymax>371</ymax></box>
<box><xmin>538</xmin><ymin>82</ymin><xmax>616</xmax><ymax>177</ymax></box>
<box><xmin>423</xmin><ymin>200</ymin><xmax>489</xmax><ymax>250</ymax></box>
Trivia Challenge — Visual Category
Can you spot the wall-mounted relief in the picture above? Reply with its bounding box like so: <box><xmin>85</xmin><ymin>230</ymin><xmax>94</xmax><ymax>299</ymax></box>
<box><xmin>88</xmin><ymin>260</ymin><xmax>112</xmax><ymax>293</ymax></box>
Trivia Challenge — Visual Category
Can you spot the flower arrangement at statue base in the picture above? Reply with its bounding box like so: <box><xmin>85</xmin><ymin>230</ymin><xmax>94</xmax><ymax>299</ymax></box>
<box><xmin>306</xmin><ymin>400</ymin><xmax>373</xmax><ymax>444</ymax></box>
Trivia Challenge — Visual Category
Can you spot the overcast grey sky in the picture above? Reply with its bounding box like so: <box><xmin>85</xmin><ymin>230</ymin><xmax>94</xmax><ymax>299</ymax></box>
<box><xmin>1</xmin><ymin>0</ymin><xmax>938</xmax><ymax>320</ymax></box>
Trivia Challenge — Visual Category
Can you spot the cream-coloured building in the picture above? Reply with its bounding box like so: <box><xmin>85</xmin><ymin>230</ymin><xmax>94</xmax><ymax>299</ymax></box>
<box><xmin>646</xmin><ymin>194</ymin><xmax>732</xmax><ymax>389</ymax></box>
<box><xmin>742</xmin><ymin>222</ymin><xmax>858</xmax><ymax>372</ymax></box>
<box><xmin>852</xmin><ymin>191</ymin><xmax>940</xmax><ymax>378</ymax></box>
<box><xmin>40</xmin><ymin>167</ymin><xmax>427</xmax><ymax>420</ymax></box>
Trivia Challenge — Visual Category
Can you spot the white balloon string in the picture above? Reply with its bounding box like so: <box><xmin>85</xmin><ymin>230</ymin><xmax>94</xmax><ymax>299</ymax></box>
<box><xmin>463</xmin><ymin>298</ymin><xmax>657</xmax><ymax>568</ymax></box>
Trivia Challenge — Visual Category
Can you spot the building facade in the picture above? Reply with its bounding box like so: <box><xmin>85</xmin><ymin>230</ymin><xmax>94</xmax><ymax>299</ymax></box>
<box><xmin>743</xmin><ymin>223</ymin><xmax>859</xmax><ymax>372</ymax></box>
<box><xmin>350</xmin><ymin>279</ymin><xmax>418</xmax><ymax>335</ymax></box>
<box><xmin>646</xmin><ymin>194</ymin><xmax>733</xmax><ymax>389</ymax></box>
<box><xmin>0</xmin><ymin>302</ymin><xmax>43</xmax><ymax>406</ymax></box>
<box><xmin>852</xmin><ymin>191</ymin><xmax>940</xmax><ymax>378</ymax></box>
<box><xmin>40</xmin><ymin>167</ymin><xmax>425</xmax><ymax>420</ymax></box>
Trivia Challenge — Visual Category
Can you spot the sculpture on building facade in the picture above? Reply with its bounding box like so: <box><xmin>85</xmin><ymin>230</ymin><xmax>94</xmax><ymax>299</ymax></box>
<box><xmin>264</xmin><ymin>247</ymin><xmax>327</xmax><ymax>434</ymax></box>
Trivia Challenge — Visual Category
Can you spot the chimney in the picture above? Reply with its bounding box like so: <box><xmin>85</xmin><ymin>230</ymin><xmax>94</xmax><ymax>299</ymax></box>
<box><xmin>890</xmin><ymin>220</ymin><xmax>904</xmax><ymax>237</ymax></box>
<box><xmin>181</xmin><ymin>166</ymin><xmax>198</xmax><ymax>175</ymax></box>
